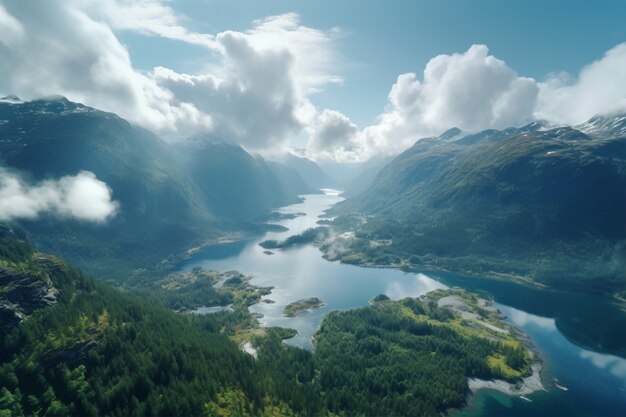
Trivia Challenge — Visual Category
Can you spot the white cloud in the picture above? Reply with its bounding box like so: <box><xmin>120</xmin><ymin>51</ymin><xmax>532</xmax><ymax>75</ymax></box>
<box><xmin>352</xmin><ymin>44</ymin><xmax>539</xmax><ymax>160</ymax></box>
<box><xmin>311</xmin><ymin>42</ymin><xmax>626</xmax><ymax>162</ymax></box>
<box><xmin>0</xmin><ymin>170</ymin><xmax>119</xmax><ymax>222</ymax></box>
<box><xmin>0</xmin><ymin>4</ymin><xmax>23</xmax><ymax>46</ymax></box>
<box><xmin>536</xmin><ymin>42</ymin><xmax>626</xmax><ymax>125</ymax></box>
<box><xmin>151</xmin><ymin>13</ymin><xmax>341</xmax><ymax>151</ymax></box>
<box><xmin>0</xmin><ymin>0</ymin><xmax>211</xmax><ymax>135</ymax></box>
<box><xmin>0</xmin><ymin>2</ymin><xmax>340</xmax><ymax>152</ymax></box>
<box><xmin>307</xmin><ymin>109</ymin><xmax>359</xmax><ymax>161</ymax></box>
<box><xmin>2</xmin><ymin>1</ymin><xmax>626</xmax><ymax>163</ymax></box>
<box><xmin>80</xmin><ymin>0</ymin><xmax>218</xmax><ymax>48</ymax></box>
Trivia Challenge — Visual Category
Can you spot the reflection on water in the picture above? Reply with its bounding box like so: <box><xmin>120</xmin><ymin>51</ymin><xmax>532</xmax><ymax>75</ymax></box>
<box><xmin>579</xmin><ymin>351</ymin><xmax>626</xmax><ymax>380</ymax></box>
<box><xmin>453</xmin><ymin>304</ymin><xmax>626</xmax><ymax>417</ymax></box>
<box><xmin>385</xmin><ymin>273</ymin><xmax>447</xmax><ymax>299</ymax></box>
<box><xmin>505</xmin><ymin>308</ymin><xmax>557</xmax><ymax>331</ymax></box>
<box><xmin>181</xmin><ymin>191</ymin><xmax>626</xmax><ymax>416</ymax></box>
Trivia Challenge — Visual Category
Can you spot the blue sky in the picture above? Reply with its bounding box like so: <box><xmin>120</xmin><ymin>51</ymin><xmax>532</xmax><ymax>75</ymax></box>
<box><xmin>1</xmin><ymin>0</ymin><xmax>626</xmax><ymax>162</ymax></box>
<box><xmin>120</xmin><ymin>0</ymin><xmax>626</xmax><ymax>127</ymax></box>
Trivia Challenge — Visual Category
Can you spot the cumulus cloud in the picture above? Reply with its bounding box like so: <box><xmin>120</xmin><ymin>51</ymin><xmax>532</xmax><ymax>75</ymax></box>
<box><xmin>306</xmin><ymin>44</ymin><xmax>541</xmax><ymax>161</ymax></box>
<box><xmin>307</xmin><ymin>109</ymin><xmax>359</xmax><ymax>160</ymax></box>
<box><xmin>2</xmin><ymin>1</ymin><xmax>625</xmax><ymax>163</ymax></box>
<box><xmin>536</xmin><ymin>42</ymin><xmax>626</xmax><ymax>125</ymax></box>
<box><xmin>0</xmin><ymin>170</ymin><xmax>118</xmax><ymax>222</ymax></box>
<box><xmin>352</xmin><ymin>44</ymin><xmax>539</xmax><ymax>159</ymax></box>
<box><xmin>310</xmin><ymin>42</ymin><xmax>626</xmax><ymax>162</ymax></box>
<box><xmin>0</xmin><ymin>0</ymin><xmax>212</xmax><ymax>135</ymax></box>
<box><xmin>0</xmin><ymin>2</ymin><xmax>340</xmax><ymax>152</ymax></box>
<box><xmin>152</xmin><ymin>13</ymin><xmax>342</xmax><ymax>150</ymax></box>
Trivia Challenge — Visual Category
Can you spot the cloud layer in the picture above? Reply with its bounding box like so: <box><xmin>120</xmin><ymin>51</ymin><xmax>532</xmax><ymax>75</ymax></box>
<box><xmin>536</xmin><ymin>43</ymin><xmax>626</xmax><ymax>125</ymax></box>
<box><xmin>0</xmin><ymin>1</ymin><xmax>340</xmax><ymax>151</ymax></box>
<box><xmin>1</xmin><ymin>1</ymin><xmax>625</xmax><ymax>162</ymax></box>
<box><xmin>315</xmin><ymin>44</ymin><xmax>539</xmax><ymax>161</ymax></box>
<box><xmin>309</xmin><ymin>42</ymin><xmax>626</xmax><ymax>161</ymax></box>
<box><xmin>0</xmin><ymin>170</ymin><xmax>118</xmax><ymax>222</ymax></box>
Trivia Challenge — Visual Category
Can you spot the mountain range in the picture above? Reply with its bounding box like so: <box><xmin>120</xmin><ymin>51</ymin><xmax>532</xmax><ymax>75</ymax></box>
<box><xmin>328</xmin><ymin>114</ymin><xmax>626</xmax><ymax>296</ymax></box>
<box><xmin>0</xmin><ymin>97</ymin><xmax>322</xmax><ymax>280</ymax></box>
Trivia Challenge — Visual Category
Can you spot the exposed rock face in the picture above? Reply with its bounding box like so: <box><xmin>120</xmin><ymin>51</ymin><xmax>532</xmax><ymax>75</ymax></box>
<box><xmin>0</xmin><ymin>259</ymin><xmax>59</xmax><ymax>334</ymax></box>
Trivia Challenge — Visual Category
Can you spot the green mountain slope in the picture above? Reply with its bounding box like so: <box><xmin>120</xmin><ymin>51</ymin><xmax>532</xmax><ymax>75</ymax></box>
<box><xmin>1</xmin><ymin>227</ymin><xmax>536</xmax><ymax>417</ymax></box>
<box><xmin>175</xmin><ymin>140</ymin><xmax>304</xmax><ymax>220</ymax></box>
<box><xmin>0</xmin><ymin>98</ymin><xmax>302</xmax><ymax>279</ymax></box>
<box><xmin>329</xmin><ymin>118</ymin><xmax>626</xmax><ymax>295</ymax></box>
<box><xmin>278</xmin><ymin>154</ymin><xmax>336</xmax><ymax>190</ymax></box>
<box><xmin>0</xmin><ymin>226</ymin><xmax>259</xmax><ymax>416</ymax></box>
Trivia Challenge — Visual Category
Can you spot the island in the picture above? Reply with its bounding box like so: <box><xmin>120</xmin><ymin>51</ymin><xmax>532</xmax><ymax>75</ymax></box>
<box><xmin>313</xmin><ymin>288</ymin><xmax>543</xmax><ymax>416</ymax></box>
<box><xmin>283</xmin><ymin>297</ymin><xmax>324</xmax><ymax>317</ymax></box>
<box><xmin>260</xmin><ymin>227</ymin><xmax>330</xmax><ymax>249</ymax></box>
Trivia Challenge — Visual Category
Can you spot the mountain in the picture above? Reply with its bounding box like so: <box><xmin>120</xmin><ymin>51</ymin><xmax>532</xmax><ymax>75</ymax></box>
<box><xmin>174</xmin><ymin>139</ymin><xmax>304</xmax><ymax>220</ymax></box>
<box><xmin>328</xmin><ymin>116</ymin><xmax>626</xmax><ymax>296</ymax></box>
<box><xmin>277</xmin><ymin>153</ymin><xmax>336</xmax><ymax>190</ymax></box>
<box><xmin>0</xmin><ymin>227</ymin><xmax>534</xmax><ymax>417</ymax></box>
<box><xmin>577</xmin><ymin>112</ymin><xmax>626</xmax><ymax>138</ymax></box>
<box><xmin>266</xmin><ymin>160</ymin><xmax>319</xmax><ymax>197</ymax></box>
<box><xmin>339</xmin><ymin>155</ymin><xmax>394</xmax><ymax>198</ymax></box>
<box><xmin>0</xmin><ymin>225</ymin><xmax>308</xmax><ymax>417</ymax></box>
<box><xmin>0</xmin><ymin>98</ymin><xmax>302</xmax><ymax>279</ymax></box>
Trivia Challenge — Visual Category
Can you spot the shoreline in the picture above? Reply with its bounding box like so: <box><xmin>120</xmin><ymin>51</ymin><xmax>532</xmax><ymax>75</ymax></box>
<box><xmin>322</xmin><ymin>250</ymin><xmax>626</xmax><ymax>308</ymax></box>
<box><xmin>468</xmin><ymin>363</ymin><xmax>546</xmax><ymax>397</ymax></box>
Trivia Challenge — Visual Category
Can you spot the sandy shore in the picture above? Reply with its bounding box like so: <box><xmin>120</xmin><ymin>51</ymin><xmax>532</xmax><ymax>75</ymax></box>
<box><xmin>468</xmin><ymin>363</ymin><xmax>545</xmax><ymax>396</ymax></box>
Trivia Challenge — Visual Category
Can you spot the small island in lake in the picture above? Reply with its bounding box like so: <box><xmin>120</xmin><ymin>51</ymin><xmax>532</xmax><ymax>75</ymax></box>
<box><xmin>283</xmin><ymin>297</ymin><xmax>324</xmax><ymax>317</ymax></box>
<box><xmin>260</xmin><ymin>227</ymin><xmax>330</xmax><ymax>250</ymax></box>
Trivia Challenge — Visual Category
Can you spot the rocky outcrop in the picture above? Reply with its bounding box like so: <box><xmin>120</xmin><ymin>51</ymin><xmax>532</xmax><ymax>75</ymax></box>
<box><xmin>0</xmin><ymin>259</ymin><xmax>59</xmax><ymax>334</ymax></box>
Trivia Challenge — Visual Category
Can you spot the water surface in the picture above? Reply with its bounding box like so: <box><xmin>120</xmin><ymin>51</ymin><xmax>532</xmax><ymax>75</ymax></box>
<box><xmin>180</xmin><ymin>192</ymin><xmax>626</xmax><ymax>416</ymax></box>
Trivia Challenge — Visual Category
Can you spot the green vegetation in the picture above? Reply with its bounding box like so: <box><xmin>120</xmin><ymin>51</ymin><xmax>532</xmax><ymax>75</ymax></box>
<box><xmin>314</xmin><ymin>289</ymin><xmax>533</xmax><ymax>417</ymax></box>
<box><xmin>1</xmin><ymin>228</ymin><xmax>536</xmax><ymax>417</ymax></box>
<box><xmin>283</xmin><ymin>297</ymin><xmax>324</xmax><ymax>317</ymax></box>
<box><xmin>260</xmin><ymin>227</ymin><xmax>330</xmax><ymax>250</ymax></box>
<box><xmin>127</xmin><ymin>268</ymin><xmax>272</xmax><ymax>313</ymax></box>
<box><xmin>0</xmin><ymin>98</ymin><xmax>311</xmax><ymax>280</ymax></box>
<box><xmin>329</xmin><ymin>125</ymin><xmax>626</xmax><ymax>296</ymax></box>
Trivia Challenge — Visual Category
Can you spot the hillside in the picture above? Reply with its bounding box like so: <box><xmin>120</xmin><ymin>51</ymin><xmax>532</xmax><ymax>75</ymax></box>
<box><xmin>0</xmin><ymin>98</ymin><xmax>305</xmax><ymax>279</ymax></box>
<box><xmin>0</xmin><ymin>226</ymin><xmax>539</xmax><ymax>417</ymax></box>
<box><xmin>327</xmin><ymin>115</ymin><xmax>626</xmax><ymax>295</ymax></box>
<box><xmin>277</xmin><ymin>153</ymin><xmax>336</xmax><ymax>190</ymax></box>
<box><xmin>0</xmin><ymin>225</ymin><xmax>269</xmax><ymax>416</ymax></box>
<box><xmin>175</xmin><ymin>140</ymin><xmax>305</xmax><ymax>220</ymax></box>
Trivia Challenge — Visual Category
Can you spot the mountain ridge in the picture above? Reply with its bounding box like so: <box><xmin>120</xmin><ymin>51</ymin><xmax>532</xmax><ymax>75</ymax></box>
<box><xmin>0</xmin><ymin>98</ymin><xmax>311</xmax><ymax>280</ymax></box>
<box><xmin>327</xmin><ymin>114</ymin><xmax>626</xmax><ymax>296</ymax></box>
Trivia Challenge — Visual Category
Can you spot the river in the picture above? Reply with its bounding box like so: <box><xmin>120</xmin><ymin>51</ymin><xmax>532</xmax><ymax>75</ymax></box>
<box><xmin>179</xmin><ymin>191</ymin><xmax>626</xmax><ymax>417</ymax></box>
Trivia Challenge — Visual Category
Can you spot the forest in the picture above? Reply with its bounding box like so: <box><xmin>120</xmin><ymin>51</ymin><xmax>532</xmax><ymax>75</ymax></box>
<box><xmin>1</xmin><ymin>226</ymin><xmax>531</xmax><ymax>417</ymax></box>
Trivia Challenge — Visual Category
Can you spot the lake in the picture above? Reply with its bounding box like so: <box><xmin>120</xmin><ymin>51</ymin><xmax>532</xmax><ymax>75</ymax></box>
<box><xmin>180</xmin><ymin>191</ymin><xmax>626</xmax><ymax>417</ymax></box>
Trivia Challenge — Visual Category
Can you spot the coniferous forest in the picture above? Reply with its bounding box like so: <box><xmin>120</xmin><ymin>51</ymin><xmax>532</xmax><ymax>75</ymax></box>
<box><xmin>0</xmin><ymin>227</ymin><xmax>530</xmax><ymax>417</ymax></box>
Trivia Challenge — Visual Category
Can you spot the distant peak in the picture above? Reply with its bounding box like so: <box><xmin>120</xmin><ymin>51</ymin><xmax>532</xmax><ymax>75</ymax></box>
<box><xmin>577</xmin><ymin>111</ymin><xmax>626</xmax><ymax>138</ymax></box>
<box><xmin>439</xmin><ymin>127</ymin><xmax>464</xmax><ymax>140</ymax></box>
<box><xmin>0</xmin><ymin>94</ymin><xmax>22</xmax><ymax>103</ymax></box>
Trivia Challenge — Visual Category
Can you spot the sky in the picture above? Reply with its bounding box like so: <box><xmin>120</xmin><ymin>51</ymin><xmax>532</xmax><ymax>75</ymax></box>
<box><xmin>1</xmin><ymin>0</ymin><xmax>626</xmax><ymax>162</ymax></box>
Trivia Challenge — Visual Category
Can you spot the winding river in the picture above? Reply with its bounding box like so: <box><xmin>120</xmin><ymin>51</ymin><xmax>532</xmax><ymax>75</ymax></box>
<box><xmin>179</xmin><ymin>191</ymin><xmax>626</xmax><ymax>417</ymax></box>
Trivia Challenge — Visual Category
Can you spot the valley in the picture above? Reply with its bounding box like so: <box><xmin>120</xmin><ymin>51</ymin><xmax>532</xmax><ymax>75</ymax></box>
<box><xmin>2</xmin><ymin>3</ymin><xmax>626</xmax><ymax>415</ymax></box>
<box><xmin>1</xmin><ymin>87</ymin><xmax>625</xmax><ymax>417</ymax></box>
<box><xmin>179</xmin><ymin>191</ymin><xmax>626</xmax><ymax>417</ymax></box>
